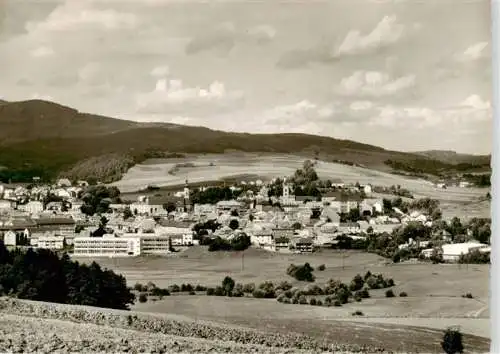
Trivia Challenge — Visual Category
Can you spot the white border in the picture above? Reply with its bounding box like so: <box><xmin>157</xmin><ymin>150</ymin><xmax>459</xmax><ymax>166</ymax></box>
<box><xmin>491</xmin><ymin>0</ymin><xmax>499</xmax><ymax>352</ymax></box>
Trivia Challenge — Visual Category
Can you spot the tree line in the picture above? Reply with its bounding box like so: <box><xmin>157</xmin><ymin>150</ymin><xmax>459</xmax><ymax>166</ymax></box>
<box><xmin>0</xmin><ymin>243</ymin><xmax>135</xmax><ymax>310</ymax></box>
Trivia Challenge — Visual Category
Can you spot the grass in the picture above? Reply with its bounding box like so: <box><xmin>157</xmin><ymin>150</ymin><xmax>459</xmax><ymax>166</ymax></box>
<box><xmin>75</xmin><ymin>246</ymin><xmax>490</xmax><ymax>352</ymax></box>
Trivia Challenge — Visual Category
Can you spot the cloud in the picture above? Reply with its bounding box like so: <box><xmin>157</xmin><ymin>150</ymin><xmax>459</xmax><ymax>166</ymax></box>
<box><xmin>454</xmin><ymin>42</ymin><xmax>489</xmax><ymax>62</ymax></box>
<box><xmin>332</xmin><ymin>15</ymin><xmax>405</xmax><ymax>57</ymax></box>
<box><xmin>336</xmin><ymin>70</ymin><xmax>416</xmax><ymax>98</ymax></box>
<box><xmin>30</xmin><ymin>46</ymin><xmax>54</xmax><ymax>58</ymax></box>
<box><xmin>368</xmin><ymin>94</ymin><xmax>491</xmax><ymax>129</ymax></box>
<box><xmin>135</xmin><ymin>78</ymin><xmax>244</xmax><ymax>115</ymax></box>
<box><xmin>185</xmin><ymin>22</ymin><xmax>276</xmax><ymax>55</ymax></box>
<box><xmin>25</xmin><ymin>1</ymin><xmax>138</xmax><ymax>34</ymax></box>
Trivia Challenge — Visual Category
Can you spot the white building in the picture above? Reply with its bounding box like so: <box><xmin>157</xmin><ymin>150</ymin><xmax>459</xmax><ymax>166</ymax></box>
<box><xmin>3</xmin><ymin>230</ymin><xmax>17</xmax><ymax>246</ymax></box>
<box><xmin>251</xmin><ymin>230</ymin><xmax>273</xmax><ymax>247</ymax></box>
<box><xmin>37</xmin><ymin>235</ymin><xmax>65</xmax><ymax>250</ymax></box>
<box><xmin>73</xmin><ymin>235</ymin><xmax>141</xmax><ymax>257</ymax></box>
<box><xmin>441</xmin><ymin>242</ymin><xmax>490</xmax><ymax>262</ymax></box>
<box><xmin>24</xmin><ymin>201</ymin><xmax>44</xmax><ymax>215</ymax></box>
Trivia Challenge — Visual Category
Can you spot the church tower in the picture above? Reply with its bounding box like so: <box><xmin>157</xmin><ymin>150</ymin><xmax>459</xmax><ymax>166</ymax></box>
<box><xmin>282</xmin><ymin>177</ymin><xmax>290</xmax><ymax>200</ymax></box>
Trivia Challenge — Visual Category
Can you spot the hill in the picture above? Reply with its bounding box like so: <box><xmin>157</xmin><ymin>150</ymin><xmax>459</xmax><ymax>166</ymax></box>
<box><xmin>414</xmin><ymin>150</ymin><xmax>491</xmax><ymax>165</ymax></box>
<box><xmin>0</xmin><ymin>99</ymin><xmax>490</xmax><ymax>183</ymax></box>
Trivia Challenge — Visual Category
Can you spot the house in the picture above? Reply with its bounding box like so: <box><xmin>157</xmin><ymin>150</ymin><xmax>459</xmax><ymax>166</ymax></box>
<box><xmin>34</xmin><ymin>216</ymin><xmax>75</xmax><ymax>237</ymax></box>
<box><xmin>360</xmin><ymin>199</ymin><xmax>383</xmax><ymax>216</ymax></box>
<box><xmin>3</xmin><ymin>230</ymin><xmax>17</xmax><ymax>246</ymax></box>
<box><xmin>293</xmin><ymin>237</ymin><xmax>314</xmax><ymax>253</ymax></box>
<box><xmin>24</xmin><ymin>201</ymin><xmax>44</xmax><ymax>215</ymax></box>
<box><xmin>337</xmin><ymin>222</ymin><xmax>361</xmax><ymax>234</ymax></box>
<box><xmin>271</xmin><ymin>226</ymin><xmax>294</xmax><ymax>239</ymax></box>
<box><xmin>0</xmin><ymin>199</ymin><xmax>15</xmax><ymax>211</ymax></box>
<box><xmin>320</xmin><ymin>207</ymin><xmax>340</xmax><ymax>226</ymax></box>
<box><xmin>216</xmin><ymin>200</ymin><xmax>242</xmax><ymax>214</ymax></box>
<box><xmin>251</xmin><ymin>229</ymin><xmax>273</xmax><ymax>247</ymax></box>
<box><xmin>56</xmin><ymin>178</ymin><xmax>72</xmax><ymax>188</ymax></box>
<box><xmin>363</xmin><ymin>184</ymin><xmax>373</xmax><ymax>195</ymax></box>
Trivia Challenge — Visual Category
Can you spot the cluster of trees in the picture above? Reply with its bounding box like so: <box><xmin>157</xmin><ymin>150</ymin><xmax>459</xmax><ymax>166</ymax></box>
<box><xmin>192</xmin><ymin>220</ymin><xmax>222</xmax><ymax>236</ymax></box>
<box><xmin>458</xmin><ymin>250</ymin><xmax>490</xmax><ymax>264</ymax></box>
<box><xmin>0</xmin><ymin>166</ymin><xmax>53</xmax><ymax>183</ymax></box>
<box><xmin>286</xmin><ymin>263</ymin><xmax>315</xmax><ymax>282</ymax></box>
<box><xmin>200</xmin><ymin>233</ymin><xmax>251</xmax><ymax>252</ymax></box>
<box><xmin>373</xmin><ymin>185</ymin><xmax>413</xmax><ymax>199</ymax></box>
<box><xmin>190</xmin><ymin>187</ymin><xmax>242</xmax><ymax>205</ymax></box>
<box><xmin>462</xmin><ymin>173</ymin><xmax>490</xmax><ymax>187</ymax></box>
<box><xmin>0</xmin><ymin>243</ymin><xmax>135</xmax><ymax>309</ymax></box>
<box><xmin>291</xmin><ymin>160</ymin><xmax>319</xmax><ymax>186</ymax></box>
<box><xmin>80</xmin><ymin>185</ymin><xmax>121</xmax><ymax>216</ymax></box>
<box><xmin>385</xmin><ymin>158</ymin><xmax>489</xmax><ymax>176</ymax></box>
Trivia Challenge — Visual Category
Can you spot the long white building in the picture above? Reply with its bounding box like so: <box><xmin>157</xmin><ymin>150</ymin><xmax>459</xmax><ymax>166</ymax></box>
<box><xmin>73</xmin><ymin>235</ymin><xmax>141</xmax><ymax>257</ymax></box>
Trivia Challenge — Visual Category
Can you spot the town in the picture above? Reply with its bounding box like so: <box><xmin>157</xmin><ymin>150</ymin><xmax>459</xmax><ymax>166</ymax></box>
<box><xmin>0</xmin><ymin>160</ymin><xmax>491</xmax><ymax>264</ymax></box>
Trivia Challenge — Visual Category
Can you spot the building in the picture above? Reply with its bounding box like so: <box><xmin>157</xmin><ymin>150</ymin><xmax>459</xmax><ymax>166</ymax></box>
<box><xmin>73</xmin><ymin>235</ymin><xmax>141</xmax><ymax>257</ymax></box>
<box><xmin>251</xmin><ymin>230</ymin><xmax>273</xmax><ymax>247</ymax></box>
<box><xmin>24</xmin><ymin>201</ymin><xmax>44</xmax><ymax>215</ymax></box>
<box><xmin>216</xmin><ymin>200</ymin><xmax>242</xmax><ymax>214</ymax></box>
<box><xmin>37</xmin><ymin>235</ymin><xmax>65</xmax><ymax>250</ymax></box>
<box><xmin>293</xmin><ymin>237</ymin><xmax>314</xmax><ymax>253</ymax></box>
<box><xmin>3</xmin><ymin>230</ymin><xmax>17</xmax><ymax>246</ymax></box>
<box><xmin>441</xmin><ymin>242</ymin><xmax>490</xmax><ymax>262</ymax></box>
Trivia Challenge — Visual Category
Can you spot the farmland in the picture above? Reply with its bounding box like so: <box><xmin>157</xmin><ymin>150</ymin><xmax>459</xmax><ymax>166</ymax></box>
<box><xmin>113</xmin><ymin>153</ymin><xmax>490</xmax><ymax>220</ymax></box>
<box><xmin>74</xmin><ymin>247</ymin><xmax>490</xmax><ymax>352</ymax></box>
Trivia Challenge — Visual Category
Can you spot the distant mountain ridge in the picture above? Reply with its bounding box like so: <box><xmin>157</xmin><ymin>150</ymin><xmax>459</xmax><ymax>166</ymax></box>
<box><xmin>0</xmin><ymin>99</ymin><xmax>491</xmax><ymax>182</ymax></box>
<box><xmin>414</xmin><ymin>150</ymin><xmax>490</xmax><ymax>165</ymax></box>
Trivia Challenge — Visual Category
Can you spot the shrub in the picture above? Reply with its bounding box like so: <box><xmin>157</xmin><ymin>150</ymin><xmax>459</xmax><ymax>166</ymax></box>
<box><xmin>214</xmin><ymin>286</ymin><xmax>225</xmax><ymax>296</ymax></box>
<box><xmin>462</xmin><ymin>293</ymin><xmax>473</xmax><ymax>299</ymax></box>
<box><xmin>283</xmin><ymin>298</ymin><xmax>291</xmax><ymax>304</ymax></box>
<box><xmin>168</xmin><ymin>284</ymin><xmax>180</xmax><ymax>293</ymax></box>
<box><xmin>133</xmin><ymin>283</ymin><xmax>144</xmax><ymax>292</ymax></box>
<box><xmin>243</xmin><ymin>283</ymin><xmax>256</xmax><ymax>293</ymax></box>
<box><xmin>352</xmin><ymin>310</ymin><xmax>364</xmax><ymax>316</ymax></box>
<box><xmin>284</xmin><ymin>290</ymin><xmax>293</xmax><ymax>298</ymax></box>
<box><xmin>387</xmin><ymin>278</ymin><xmax>395</xmax><ymax>287</ymax></box>
<box><xmin>189</xmin><ymin>291</ymin><xmax>196</xmax><ymax>295</ymax></box>
<box><xmin>349</xmin><ymin>274</ymin><xmax>365</xmax><ymax>291</ymax></box>
<box><xmin>276</xmin><ymin>281</ymin><xmax>293</xmax><ymax>291</ymax></box>
<box><xmin>195</xmin><ymin>285</ymin><xmax>207</xmax><ymax>291</ymax></box>
<box><xmin>360</xmin><ymin>288</ymin><xmax>370</xmax><ymax>299</ymax></box>
<box><xmin>145</xmin><ymin>282</ymin><xmax>157</xmax><ymax>292</ymax></box>
<box><xmin>252</xmin><ymin>289</ymin><xmax>266</xmax><ymax>298</ymax></box>
<box><xmin>206</xmin><ymin>287</ymin><xmax>215</xmax><ymax>296</ymax></box>
<box><xmin>287</xmin><ymin>263</ymin><xmax>315</xmax><ymax>282</ymax></box>
<box><xmin>354</xmin><ymin>293</ymin><xmax>362</xmax><ymax>302</ymax></box>
<box><xmin>138</xmin><ymin>293</ymin><xmax>148</xmax><ymax>303</ymax></box>
<box><xmin>232</xmin><ymin>283</ymin><xmax>244</xmax><ymax>297</ymax></box>
<box><xmin>317</xmin><ymin>264</ymin><xmax>326</xmax><ymax>271</ymax></box>
<box><xmin>309</xmin><ymin>298</ymin><xmax>317</xmax><ymax>306</ymax></box>
<box><xmin>292</xmin><ymin>297</ymin><xmax>299</xmax><ymax>304</ymax></box>
<box><xmin>298</xmin><ymin>295</ymin><xmax>308</xmax><ymax>304</ymax></box>
<box><xmin>316</xmin><ymin>299</ymin><xmax>323</xmax><ymax>306</ymax></box>
<box><xmin>385</xmin><ymin>289</ymin><xmax>395</xmax><ymax>298</ymax></box>
<box><xmin>336</xmin><ymin>288</ymin><xmax>350</xmax><ymax>304</ymax></box>
<box><xmin>333</xmin><ymin>300</ymin><xmax>342</xmax><ymax>307</ymax></box>
<box><xmin>363</xmin><ymin>271</ymin><xmax>372</xmax><ymax>281</ymax></box>
<box><xmin>441</xmin><ymin>328</ymin><xmax>464</xmax><ymax>354</ymax></box>
<box><xmin>181</xmin><ymin>283</ymin><xmax>193</xmax><ymax>292</ymax></box>
<box><xmin>400</xmin><ymin>291</ymin><xmax>408</xmax><ymax>297</ymax></box>
<box><xmin>150</xmin><ymin>287</ymin><xmax>170</xmax><ymax>297</ymax></box>
<box><xmin>258</xmin><ymin>281</ymin><xmax>276</xmax><ymax>298</ymax></box>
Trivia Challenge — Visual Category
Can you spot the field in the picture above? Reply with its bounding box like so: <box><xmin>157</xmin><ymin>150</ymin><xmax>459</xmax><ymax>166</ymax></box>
<box><xmin>113</xmin><ymin>153</ymin><xmax>490</xmax><ymax>220</ymax></box>
<box><xmin>75</xmin><ymin>247</ymin><xmax>490</xmax><ymax>352</ymax></box>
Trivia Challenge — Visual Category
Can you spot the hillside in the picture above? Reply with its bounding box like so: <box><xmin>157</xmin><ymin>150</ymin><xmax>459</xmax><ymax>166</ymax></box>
<box><xmin>0</xmin><ymin>99</ymin><xmax>490</xmax><ymax>183</ymax></box>
<box><xmin>414</xmin><ymin>150</ymin><xmax>491</xmax><ymax>165</ymax></box>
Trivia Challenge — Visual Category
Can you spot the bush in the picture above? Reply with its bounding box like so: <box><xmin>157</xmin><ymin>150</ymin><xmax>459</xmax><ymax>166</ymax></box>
<box><xmin>387</xmin><ymin>278</ymin><xmax>395</xmax><ymax>287</ymax></box>
<box><xmin>385</xmin><ymin>289</ymin><xmax>395</xmax><ymax>298</ymax></box>
<box><xmin>317</xmin><ymin>264</ymin><xmax>326</xmax><ymax>271</ymax></box>
<box><xmin>189</xmin><ymin>291</ymin><xmax>196</xmax><ymax>295</ymax></box>
<box><xmin>232</xmin><ymin>283</ymin><xmax>244</xmax><ymax>297</ymax></box>
<box><xmin>352</xmin><ymin>310</ymin><xmax>364</xmax><ymax>316</ymax></box>
<box><xmin>195</xmin><ymin>285</ymin><xmax>207</xmax><ymax>291</ymax></box>
<box><xmin>354</xmin><ymin>293</ymin><xmax>362</xmax><ymax>302</ymax></box>
<box><xmin>214</xmin><ymin>286</ymin><xmax>225</xmax><ymax>296</ymax></box>
<box><xmin>243</xmin><ymin>283</ymin><xmax>256</xmax><ymax>293</ymax></box>
<box><xmin>333</xmin><ymin>300</ymin><xmax>342</xmax><ymax>307</ymax></box>
<box><xmin>138</xmin><ymin>293</ymin><xmax>148</xmax><ymax>303</ymax></box>
<box><xmin>336</xmin><ymin>288</ymin><xmax>350</xmax><ymax>304</ymax></box>
<box><xmin>181</xmin><ymin>283</ymin><xmax>193</xmax><ymax>292</ymax></box>
<box><xmin>168</xmin><ymin>284</ymin><xmax>180</xmax><ymax>293</ymax></box>
<box><xmin>276</xmin><ymin>281</ymin><xmax>293</xmax><ymax>291</ymax></box>
<box><xmin>360</xmin><ymin>288</ymin><xmax>370</xmax><ymax>298</ymax></box>
<box><xmin>150</xmin><ymin>287</ymin><xmax>170</xmax><ymax>297</ymax></box>
<box><xmin>134</xmin><ymin>283</ymin><xmax>144</xmax><ymax>292</ymax></box>
<box><xmin>283</xmin><ymin>298</ymin><xmax>291</xmax><ymax>304</ymax></box>
<box><xmin>222</xmin><ymin>276</ymin><xmax>235</xmax><ymax>296</ymax></box>
<box><xmin>441</xmin><ymin>328</ymin><xmax>464</xmax><ymax>354</ymax></box>
<box><xmin>316</xmin><ymin>299</ymin><xmax>323</xmax><ymax>306</ymax></box>
<box><xmin>287</xmin><ymin>263</ymin><xmax>315</xmax><ymax>282</ymax></box>
<box><xmin>400</xmin><ymin>291</ymin><xmax>408</xmax><ymax>297</ymax></box>
<box><xmin>298</xmin><ymin>295</ymin><xmax>308</xmax><ymax>304</ymax></box>
<box><xmin>462</xmin><ymin>293</ymin><xmax>473</xmax><ymax>299</ymax></box>
<box><xmin>349</xmin><ymin>274</ymin><xmax>365</xmax><ymax>291</ymax></box>
<box><xmin>206</xmin><ymin>287</ymin><xmax>215</xmax><ymax>296</ymax></box>
<box><xmin>309</xmin><ymin>298</ymin><xmax>317</xmax><ymax>306</ymax></box>
<box><xmin>252</xmin><ymin>289</ymin><xmax>266</xmax><ymax>298</ymax></box>
<box><xmin>292</xmin><ymin>297</ymin><xmax>299</xmax><ymax>304</ymax></box>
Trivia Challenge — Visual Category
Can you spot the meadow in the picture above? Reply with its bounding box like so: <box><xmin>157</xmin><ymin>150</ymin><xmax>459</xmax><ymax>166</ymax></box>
<box><xmin>74</xmin><ymin>247</ymin><xmax>490</xmax><ymax>352</ymax></box>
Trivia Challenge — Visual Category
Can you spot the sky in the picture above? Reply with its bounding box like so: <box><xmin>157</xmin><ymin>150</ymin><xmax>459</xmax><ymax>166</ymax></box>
<box><xmin>0</xmin><ymin>0</ymin><xmax>492</xmax><ymax>154</ymax></box>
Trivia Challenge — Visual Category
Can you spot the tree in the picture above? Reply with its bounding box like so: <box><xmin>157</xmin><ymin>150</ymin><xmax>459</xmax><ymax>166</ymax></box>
<box><xmin>292</xmin><ymin>222</ymin><xmax>302</xmax><ymax>230</ymax></box>
<box><xmin>123</xmin><ymin>207</ymin><xmax>133</xmax><ymax>220</ymax></box>
<box><xmin>287</xmin><ymin>263</ymin><xmax>315</xmax><ymax>282</ymax></box>
<box><xmin>441</xmin><ymin>328</ymin><xmax>464</xmax><ymax>354</ymax></box>
<box><xmin>163</xmin><ymin>202</ymin><xmax>176</xmax><ymax>213</ymax></box>
<box><xmin>230</xmin><ymin>210</ymin><xmax>239</xmax><ymax>217</ymax></box>
<box><xmin>229</xmin><ymin>219</ymin><xmax>239</xmax><ymax>230</ymax></box>
<box><xmin>222</xmin><ymin>276</ymin><xmax>235</xmax><ymax>296</ymax></box>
